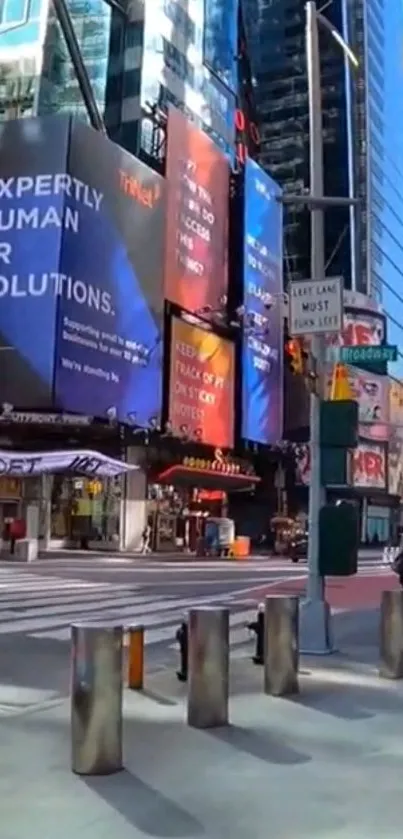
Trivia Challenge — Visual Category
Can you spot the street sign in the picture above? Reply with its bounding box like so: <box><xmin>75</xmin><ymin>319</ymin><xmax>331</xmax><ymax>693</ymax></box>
<box><xmin>339</xmin><ymin>345</ymin><xmax>398</xmax><ymax>364</ymax></box>
<box><xmin>289</xmin><ymin>276</ymin><xmax>343</xmax><ymax>335</ymax></box>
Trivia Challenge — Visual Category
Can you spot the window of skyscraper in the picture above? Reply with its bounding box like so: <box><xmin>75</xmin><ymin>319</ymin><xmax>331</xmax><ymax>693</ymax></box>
<box><xmin>0</xmin><ymin>0</ymin><xmax>27</xmax><ymax>26</ymax></box>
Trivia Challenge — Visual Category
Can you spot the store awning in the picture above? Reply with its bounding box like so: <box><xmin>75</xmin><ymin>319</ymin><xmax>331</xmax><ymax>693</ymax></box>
<box><xmin>156</xmin><ymin>464</ymin><xmax>261</xmax><ymax>491</ymax></box>
<box><xmin>0</xmin><ymin>449</ymin><xmax>138</xmax><ymax>477</ymax></box>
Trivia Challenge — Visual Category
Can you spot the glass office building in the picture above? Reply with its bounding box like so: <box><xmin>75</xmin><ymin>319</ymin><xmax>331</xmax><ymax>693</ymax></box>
<box><xmin>242</xmin><ymin>0</ymin><xmax>355</xmax><ymax>292</ymax></box>
<box><xmin>0</xmin><ymin>0</ymin><xmax>126</xmax><ymax>141</ymax></box>
<box><xmin>360</xmin><ymin>0</ymin><xmax>403</xmax><ymax>376</ymax></box>
<box><xmin>0</xmin><ymin>0</ymin><xmax>240</xmax><ymax>161</ymax></box>
<box><xmin>242</xmin><ymin>0</ymin><xmax>403</xmax><ymax>341</ymax></box>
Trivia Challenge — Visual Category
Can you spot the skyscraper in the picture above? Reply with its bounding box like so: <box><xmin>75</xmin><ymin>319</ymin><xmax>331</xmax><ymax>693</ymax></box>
<box><xmin>0</xmin><ymin>0</ymin><xmax>242</xmax><ymax>161</ymax></box>
<box><xmin>242</xmin><ymin>0</ymin><xmax>403</xmax><ymax>346</ymax></box>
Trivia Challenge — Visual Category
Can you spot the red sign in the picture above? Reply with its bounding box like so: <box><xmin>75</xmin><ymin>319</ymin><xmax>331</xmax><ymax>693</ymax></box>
<box><xmin>234</xmin><ymin>109</ymin><xmax>260</xmax><ymax>168</ymax></box>
<box><xmin>295</xmin><ymin>442</ymin><xmax>386</xmax><ymax>490</ymax></box>
<box><xmin>326</xmin><ymin>309</ymin><xmax>385</xmax><ymax>351</ymax></box>
<box><xmin>164</xmin><ymin>107</ymin><xmax>229</xmax><ymax>315</ymax></box>
<box><xmin>352</xmin><ymin>444</ymin><xmax>386</xmax><ymax>489</ymax></box>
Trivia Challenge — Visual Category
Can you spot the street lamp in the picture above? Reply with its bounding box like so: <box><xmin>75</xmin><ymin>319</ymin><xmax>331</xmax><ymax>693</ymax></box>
<box><xmin>301</xmin><ymin>1</ymin><xmax>359</xmax><ymax>652</ymax></box>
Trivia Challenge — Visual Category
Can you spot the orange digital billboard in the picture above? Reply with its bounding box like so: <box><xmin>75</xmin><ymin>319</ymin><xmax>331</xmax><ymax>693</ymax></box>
<box><xmin>169</xmin><ymin>317</ymin><xmax>235</xmax><ymax>448</ymax></box>
<box><xmin>164</xmin><ymin>107</ymin><xmax>229</xmax><ymax>315</ymax></box>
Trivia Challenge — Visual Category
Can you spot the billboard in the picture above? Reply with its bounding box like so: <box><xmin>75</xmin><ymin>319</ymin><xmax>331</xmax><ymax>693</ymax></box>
<box><xmin>352</xmin><ymin>442</ymin><xmax>387</xmax><ymax>490</ymax></box>
<box><xmin>54</xmin><ymin>121</ymin><xmax>165</xmax><ymax>425</ymax></box>
<box><xmin>325</xmin><ymin>365</ymin><xmax>389</xmax><ymax>441</ymax></box>
<box><xmin>203</xmin><ymin>0</ymin><xmax>238</xmax><ymax>93</ymax></box>
<box><xmin>164</xmin><ymin>107</ymin><xmax>229</xmax><ymax>314</ymax></box>
<box><xmin>0</xmin><ymin>116</ymin><xmax>69</xmax><ymax>408</ymax></box>
<box><xmin>0</xmin><ymin>116</ymin><xmax>165</xmax><ymax>425</ymax></box>
<box><xmin>325</xmin><ymin>303</ymin><xmax>386</xmax><ymax>361</ymax></box>
<box><xmin>169</xmin><ymin>316</ymin><xmax>234</xmax><ymax>447</ymax></box>
<box><xmin>241</xmin><ymin>159</ymin><xmax>283</xmax><ymax>444</ymax></box>
<box><xmin>295</xmin><ymin>441</ymin><xmax>387</xmax><ymax>491</ymax></box>
<box><xmin>388</xmin><ymin>378</ymin><xmax>403</xmax><ymax>496</ymax></box>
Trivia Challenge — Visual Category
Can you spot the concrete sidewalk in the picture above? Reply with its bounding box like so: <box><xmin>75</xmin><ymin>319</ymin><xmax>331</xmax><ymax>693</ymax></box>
<box><xmin>1</xmin><ymin>613</ymin><xmax>403</xmax><ymax>839</ymax></box>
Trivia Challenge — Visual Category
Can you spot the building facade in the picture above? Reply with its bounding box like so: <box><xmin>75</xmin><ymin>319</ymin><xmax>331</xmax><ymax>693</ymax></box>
<box><xmin>242</xmin><ymin>0</ymin><xmax>355</xmax><ymax>293</ymax></box>
<box><xmin>242</xmin><ymin>0</ymin><xmax>403</xmax><ymax>321</ymax></box>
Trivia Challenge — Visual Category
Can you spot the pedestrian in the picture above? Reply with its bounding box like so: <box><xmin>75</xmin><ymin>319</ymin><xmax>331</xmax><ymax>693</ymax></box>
<box><xmin>392</xmin><ymin>544</ymin><xmax>403</xmax><ymax>587</ymax></box>
<box><xmin>140</xmin><ymin>521</ymin><xmax>152</xmax><ymax>554</ymax></box>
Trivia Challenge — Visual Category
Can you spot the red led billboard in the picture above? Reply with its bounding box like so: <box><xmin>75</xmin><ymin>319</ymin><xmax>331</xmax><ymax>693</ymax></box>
<box><xmin>164</xmin><ymin>107</ymin><xmax>229</xmax><ymax>316</ymax></box>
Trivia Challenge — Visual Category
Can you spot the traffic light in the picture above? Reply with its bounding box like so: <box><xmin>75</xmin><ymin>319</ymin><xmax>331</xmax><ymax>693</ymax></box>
<box><xmin>285</xmin><ymin>337</ymin><xmax>303</xmax><ymax>375</ymax></box>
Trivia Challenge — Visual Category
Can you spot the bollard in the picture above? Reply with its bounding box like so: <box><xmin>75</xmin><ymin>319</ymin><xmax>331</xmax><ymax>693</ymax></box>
<box><xmin>379</xmin><ymin>590</ymin><xmax>403</xmax><ymax>678</ymax></box>
<box><xmin>71</xmin><ymin>624</ymin><xmax>123</xmax><ymax>775</ymax></box>
<box><xmin>247</xmin><ymin>603</ymin><xmax>264</xmax><ymax>664</ymax></box>
<box><xmin>128</xmin><ymin>625</ymin><xmax>144</xmax><ymax>690</ymax></box>
<box><xmin>187</xmin><ymin>607</ymin><xmax>229</xmax><ymax>729</ymax></box>
<box><xmin>264</xmin><ymin>596</ymin><xmax>299</xmax><ymax>696</ymax></box>
<box><xmin>176</xmin><ymin>620</ymin><xmax>188</xmax><ymax>682</ymax></box>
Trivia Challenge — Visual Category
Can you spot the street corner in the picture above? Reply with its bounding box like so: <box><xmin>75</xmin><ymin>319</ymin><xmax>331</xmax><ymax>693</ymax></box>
<box><xmin>230</xmin><ymin>569</ymin><xmax>400</xmax><ymax>612</ymax></box>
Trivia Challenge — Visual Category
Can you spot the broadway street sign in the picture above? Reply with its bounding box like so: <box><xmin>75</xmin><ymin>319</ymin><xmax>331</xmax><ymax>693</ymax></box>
<box><xmin>339</xmin><ymin>345</ymin><xmax>398</xmax><ymax>364</ymax></box>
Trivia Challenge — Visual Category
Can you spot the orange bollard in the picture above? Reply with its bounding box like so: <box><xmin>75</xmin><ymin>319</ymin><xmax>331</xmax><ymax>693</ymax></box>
<box><xmin>128</xmin><ymin>625</ymin><xmax>144</xmax><ymax>690</ymax></box>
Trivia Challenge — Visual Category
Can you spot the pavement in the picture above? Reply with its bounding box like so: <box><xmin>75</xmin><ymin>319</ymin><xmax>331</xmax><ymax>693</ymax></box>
<box><xmin>2</xmin><ymin>606</ymin><xmax>403</xmax><ymax>838</ymax></box>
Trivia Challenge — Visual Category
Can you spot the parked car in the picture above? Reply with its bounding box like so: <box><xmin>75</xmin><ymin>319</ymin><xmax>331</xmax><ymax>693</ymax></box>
<box><xmin>289</xmin><ymin>531</ymin><xmax>308</xmax><ymax>562</ymax></box>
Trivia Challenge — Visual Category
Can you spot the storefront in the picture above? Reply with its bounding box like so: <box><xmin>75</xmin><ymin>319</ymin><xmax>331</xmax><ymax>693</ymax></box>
<box><xmin>294</xmin><ymin>440</ymin><xmax>398</xmax><ymax>546</ymax></box>
<box><xmin>0</xmin><ymin>446</ymin><xmax>137</xmax><ymax>555</ymax></box>
<box><xmin>145</xmin><ymin>449</ymin><xmax>260</xmax><ymax>553</ymax></box>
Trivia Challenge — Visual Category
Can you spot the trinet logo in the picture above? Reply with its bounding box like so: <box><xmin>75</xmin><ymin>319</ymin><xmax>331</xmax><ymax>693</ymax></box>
<box><xmin>119</xmin><ymin>170</ymin><xmax>161</xmax><ymax>208</ymax></box>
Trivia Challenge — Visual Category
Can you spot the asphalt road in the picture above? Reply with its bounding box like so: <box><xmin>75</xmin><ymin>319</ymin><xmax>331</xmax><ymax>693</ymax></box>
<box><xmin>0</xmin><ymin>551</ymin><xmax>387</xmax><ymax>705</ymax></box>
<box><xmin>7</xmin><ymin>556</ymin><xmax>305</xmax><ymax>595</ymax></box>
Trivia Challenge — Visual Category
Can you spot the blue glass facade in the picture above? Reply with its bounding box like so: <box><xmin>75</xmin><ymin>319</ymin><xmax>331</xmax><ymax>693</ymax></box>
<box><xmin>364</xmin><ymin>0</ymin><xmax>403</xmax><ymax>377</ymax></box>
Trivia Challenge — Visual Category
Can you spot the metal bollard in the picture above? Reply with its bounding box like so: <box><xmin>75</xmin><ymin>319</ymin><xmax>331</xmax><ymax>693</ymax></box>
<box><xmin>264</xmin><ymin>596</ymin><xmax>299</xmax><ymax>696</ymax></box>
<box><xmin>247</xmin><ymin>604</ymin><xmax>264</xmax><ymax>664</ymax></box>
<box><xmin>379</xmin><ymin>590</ymin><xmax>403</xmax><ymax>679</ymax></box>
<box><xmin>187</xmin><ymin>607</ymin><xmax>229</xmax><ymax>729</ymax></box>
<box><xmin>71</xmin><ymin>624</ymin><xmax>123</xmax><ymax>775</ymax></box>
<box><xmin>176</xmin><ymin>620</ymin><xmax>188</xmax><ymax>682</ymax></box>
<box><xmin>128</xmin><ymin>625</ymin><xmax>144</xmax><ymax>690</ymax></box>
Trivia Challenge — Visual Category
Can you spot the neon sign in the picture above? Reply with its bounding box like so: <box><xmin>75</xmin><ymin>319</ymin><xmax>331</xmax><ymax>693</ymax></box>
<box><xmin>234</xmin><ymin>108</ymin><xmax>260</xmax><ymax>168</ymax></box>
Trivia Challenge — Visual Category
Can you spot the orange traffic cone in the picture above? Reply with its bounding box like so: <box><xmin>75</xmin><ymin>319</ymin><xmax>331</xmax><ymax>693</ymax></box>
<box><xmin>330</xmin><ymin>364</ymin><xmax>355</xmax><ymax>401</ymax></box>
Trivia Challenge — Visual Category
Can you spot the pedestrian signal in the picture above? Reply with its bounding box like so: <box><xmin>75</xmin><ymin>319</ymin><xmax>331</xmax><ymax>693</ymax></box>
<box><xmin>285</xmin><ymin>338</ymin><xmax>303</xmax><ymax>375</ymax></box>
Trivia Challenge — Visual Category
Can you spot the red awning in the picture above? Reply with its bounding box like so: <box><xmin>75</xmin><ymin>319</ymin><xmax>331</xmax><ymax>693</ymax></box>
<box><xmin>155</xmin><ymin>465</ymin><xmax>261</xmax><ymax>491</ymax></box>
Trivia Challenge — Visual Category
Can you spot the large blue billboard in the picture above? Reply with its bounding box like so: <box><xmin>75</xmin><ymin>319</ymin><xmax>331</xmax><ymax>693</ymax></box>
<box><xmin>241</xmin><ymin>159</ymin><xmax>283</xmax><ymax>444</ymax></box>
<box><xmin>0</xmin><ymin>116</ymin><xmax>164</xmax><ymax>427</ymax></box>
<box><xmin>0</xmin><ymin>116</ymin><xmax>69</xmax><ymax>408</ymax></box>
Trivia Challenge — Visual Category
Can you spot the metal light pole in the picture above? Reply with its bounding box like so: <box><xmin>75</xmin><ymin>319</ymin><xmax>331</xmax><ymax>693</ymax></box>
<box><xmin>297</xmin><ymin>1</ymin><xmax>359</xmax><ymax>653</ymax></box>
<box><xmin>305</xmin><ymin>0</ymin><xmax>325</xmax><ymax>605</ymax></box>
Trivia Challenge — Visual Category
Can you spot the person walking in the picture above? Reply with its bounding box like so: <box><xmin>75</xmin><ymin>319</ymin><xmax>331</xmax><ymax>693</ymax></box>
<box><xmin>140</xmin><ymin>520</ymin><xmax>152</xmax><ymax>554</ymax></box>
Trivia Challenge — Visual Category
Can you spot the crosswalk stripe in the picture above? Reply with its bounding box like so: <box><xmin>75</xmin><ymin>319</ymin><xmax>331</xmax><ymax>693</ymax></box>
<box><xmin>0</xmin><ymin>593</ymin><xmax>169</xmax><ymax>622</ymax></box>
<box><xmin>30</xmin><ymin>607</ymin><xmax>258</xmax><ymax>646</ymax></box>
<box><xmin>0</xmin><ymin>588</ymin><xmax>139</xmax><ymax>609</ymax></box>
<box><xmin>0</xmin><ymin>592</ymin><xmax>235</xmax><ymax>635</ymax></box>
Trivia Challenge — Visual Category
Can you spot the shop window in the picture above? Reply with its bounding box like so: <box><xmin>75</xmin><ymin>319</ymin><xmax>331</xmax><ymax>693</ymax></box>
<box><xmin>50</xmin><ymin>475</ymin><xmax>121</xmax><ymax>543</ymax></box>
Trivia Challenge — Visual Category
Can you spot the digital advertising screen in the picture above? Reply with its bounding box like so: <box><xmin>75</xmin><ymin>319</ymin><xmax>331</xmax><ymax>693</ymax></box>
<box><xmin>325</xmin><ymin>364</ymin><xmax>389</xmax><ymax>442</ymax></box>
<box><xmin>0</xmin><ymin>115</ymin><xmax>165</xmax><ymax>425</ymax></box>
<box><xmin>241</xmin><ymin>159</ymin><xmax>283</xmax><ymax>444</ymax></box>
<box><xmin>54</xmin><ymin>120</ymin><xmax>165</xmax><ymax>426</ymax></box>
<box><xmin>164</xmin><ymin>106</ymin><xmax>229</xmax><ymax>315</ymax></box>
<box><xmin>203</xmin><ymin>0</ymin><xmax>238</xmax><ymax>93</ymax></box>
<box><xmin>389</xmin><ymin>379</ymin><xmax>403</xmax><ymax>496</ymax></box>
<box><xmin>169</xmin><ymin>316</ymin><xmax>234</xmax><ymax>447</ymax></box>
<box><xmin>0</xmin><ymin>116</ymin><xmax>70</xmax><ymax>408</ymax></box>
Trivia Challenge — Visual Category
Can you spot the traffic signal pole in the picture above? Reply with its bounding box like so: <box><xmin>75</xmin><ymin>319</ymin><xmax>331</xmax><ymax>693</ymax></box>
<box><xmin>279</xmin><ymin>2</ymin><xmax>359</xmax><ymax>653</ymax></box>
<box><xmin>299</xmin><ymin>0</ymin><xmax>329</xmax><ymax>652</ymax></box>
